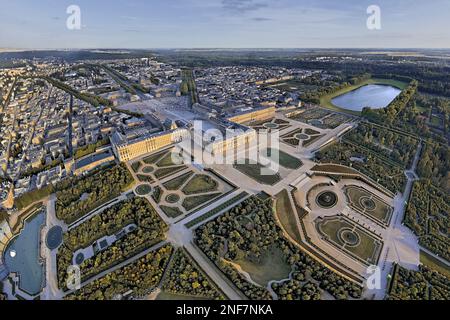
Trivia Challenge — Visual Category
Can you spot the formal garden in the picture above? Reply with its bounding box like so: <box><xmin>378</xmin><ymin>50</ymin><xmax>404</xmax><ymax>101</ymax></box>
<box><xmin>250</xmin><ymin>118</ymin><xmax>291</xmax><ymax>133</ymax></box>
<box><xmin>315</xmin><ymin>215</ymin><xmax>383</xmax><ymax>266</ymax></box>
<box><xmin>281</xmin><ymin>127</ymin><xmax>325</xmax><ymax>148</ymax></box>
<box><xmin>130</xmin><ymin>147</ymin><xmax>188</xmax><ymax>184</ymax></box>
<box><xmin>344</xmin><ymin>186</ymin><xmax>393</xmax><ymax>226</ymax></box>
<box><xmin>288</xmin><ymin>107</ymin><xmax>354</xmax><ymax>129</ymax></box>
<box><xmin>150</xmin><ymin>168</ymin><xmax>236</xmax><ymax>219</ymax></box>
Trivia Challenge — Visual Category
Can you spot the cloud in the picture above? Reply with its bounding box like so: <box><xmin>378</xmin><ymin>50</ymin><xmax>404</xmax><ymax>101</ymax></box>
<box><xmin>251</xmin><ymin>17</ymin><xmax>272</xmax><ymax>21</ymax></box>
<box><xmin>222</xmin><ymin>0</ymin><xmax>268</xmax><ymax>14</ymax></box>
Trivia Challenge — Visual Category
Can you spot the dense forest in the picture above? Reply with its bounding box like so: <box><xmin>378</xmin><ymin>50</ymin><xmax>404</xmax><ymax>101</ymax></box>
<box><xmin>55</xmin><ymin>164</ymin><xmax>134</xmax><ymax>224</ymax></box>
<box><xmin>195</xmin><ymin>196</ymin><xmax>362</xmax><ymax>300</ymax></box>
<box><xmin>417</xmin><ymin>143</ymin><xmax>450</xmax><ymax>192</ymax></box>
<box><xmin>162</xmin><ymin>249</ymin><xmax>225</xmax><ymax>299</ymax></box>
<box><xmin>344</xmin><ymin>123</ymin><xmax>419</xmax><ymax>168</ymax></box>
<box><xmin>66</xmin><ymin>245</ymin><xmax>173</xmax><ymax>300</ymax></box>
<box><xmin>388</xmin><ymin>264</ymin><xmax>450</xmax><ymax>300</ymax></box>
<box><xmin>404</xmin><ymin>181</ymin><xmax>449</xmax><ymax>261</ymax></box>
<box><xmin>57</xmin><ymin>197</ymin><xmax>167</xmax><ymax>289</ymax></box>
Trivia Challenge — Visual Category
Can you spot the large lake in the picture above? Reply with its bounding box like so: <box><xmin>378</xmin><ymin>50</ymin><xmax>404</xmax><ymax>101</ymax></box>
<box><xmin>4</xmin><ymin>211</ymin><xmax>45</xmax><ymax>296</ymax></box>
<box><xmin>331</xmin><ymin>84</ymin><xmax>401</xmax><ymax>111</ymax></box>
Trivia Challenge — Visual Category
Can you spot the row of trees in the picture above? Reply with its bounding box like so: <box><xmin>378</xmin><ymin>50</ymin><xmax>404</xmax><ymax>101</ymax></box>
<box><xmin>180</xmin><ymin>69</ymin><xmax>199</xmax><ymax>106</ymax></box>
<box><xmin>195</xmin><ymin>196</ymin><xmax>362</xmax><ymax>300</ymax></box>
<box><xmin>40</xmin><ymin>76</ymin><xmax>112</xmax><ymax>107</ymax></box>
<box><xmin>66</xmin><ymin>245</ymin><xmax>173</xmax><ymax>300</ymax></box>
<box><xmin>57</xmin><ymin>197</ymin><xmax>168</xmax><ymax>289</ymax></box>
<box><xmin>55</xmin><ymin>164</ymin><xmax>134</xmax><ymax>224</ymax></box>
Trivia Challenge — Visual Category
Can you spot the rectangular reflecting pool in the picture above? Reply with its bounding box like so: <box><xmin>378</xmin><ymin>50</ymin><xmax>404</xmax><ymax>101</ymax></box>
<box><xmin>4</xmin><ymin>211</ymin><xmax>45</xmax><ymax>296</ymax></box>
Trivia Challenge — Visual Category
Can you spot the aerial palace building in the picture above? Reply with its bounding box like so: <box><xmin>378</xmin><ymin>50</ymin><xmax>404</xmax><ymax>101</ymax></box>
<box><xmin>111</xmin><ymin>128</ymin><xmax>189</xmax><ymax>162</ymax></box>
<box><xmin>111</xmin><ymin>105</ymin><xmax>275</xmax><ymax>162</ymax></box>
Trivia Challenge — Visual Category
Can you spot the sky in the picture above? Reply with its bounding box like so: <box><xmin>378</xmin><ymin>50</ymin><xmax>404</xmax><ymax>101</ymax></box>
<box><xmin>1</xmin><ymin>0</ymin><xmax>450</xmax><ymax>49</ymax></box>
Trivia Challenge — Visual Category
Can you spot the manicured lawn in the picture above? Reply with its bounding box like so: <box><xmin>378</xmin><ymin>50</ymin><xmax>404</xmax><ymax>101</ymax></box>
<box><xmin>131</xmin><ymin>161</ymin><xmax>142</xmax><ymax>173</ymax></box>
<box><xmin>275</xmin><ymin>190</ymin><xmax>302</xmax><ymax>244</ymax></box>
<box><xmin>233</xmin><ymin>160</ymin><xmax>281</xmax><ymax>185</ymax></box>
<box><xmin>263</xmin><ymin>148</ymin><xmax>303</xmax><ymax>170</ymax></box>
<box><xmin>142</xmin><ymin>166</ymin><xmax>154</xmax><ymax>174</ymax></box>
<box><xmin>154</xmin><ymin>166</ymin><xmax>187</xmax><ymax>179</ymax></box>
<box><xmin>152</xmin><ymin>186</ymin><xmax>162</xmax><ymax>203</ymax></box>
<box><xmin>182</xmin><ymin>193</ymin><xmax>221</xmax><ymax>211</ymax></box>
<box><xmin>137</xmin><ymin>174</ymin><xmax>153</xmax><ymax>183</ymax></box>
<box><xmin>235</xmin><ymin>245</ymin><xmax>292</xmax><ymax>286</ymax></box>
<box><xmin>156</xmin><ymin>152</ymin><xmax>184</xmax><ymax>167</ymax></box>
<box><xmin>165</xmin><ymin>194</ymin><xmax>180</xmax><ymax>203</ymax></box>
<box><xmin>345</xmin><ymin>186</ymin><xmax>393</xmax><ymax>225</ymax></box>
<box><xmin>143</xmin><ymin>149</ymin><xmax>170</xmax><ymax>165</ymax></box>
<box><xmin>182</xmin><ymin>174</ymin><xmax>218</xmax><ymax>195</ymax></box>
<box><xmin>163</xmin><ymin>171</ymin><xmax>193</xmax><ymax>191</ymax></box>
<box><xmin>303</xmin><ymin>134</ymin><xmax>325</xmax><ymax>147</ymax></box>
<box><xmin>160</xmin><ymin>205</ymin><xmax>184</xmax><ymax>218</ymax></box>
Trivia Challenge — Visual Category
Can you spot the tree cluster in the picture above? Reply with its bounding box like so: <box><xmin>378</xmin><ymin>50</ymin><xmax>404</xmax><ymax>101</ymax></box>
<box><xmin>55</xmin><ymin>164</ymin><xmax>134</xmax><ymax>224</ymax></box>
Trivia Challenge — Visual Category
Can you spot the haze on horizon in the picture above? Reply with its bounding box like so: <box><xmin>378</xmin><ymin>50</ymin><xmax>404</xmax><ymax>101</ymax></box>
<box><xmin>1</xmin><ymin>0</ymin><xmax>450</xmax><ymax>50</ymax></box>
